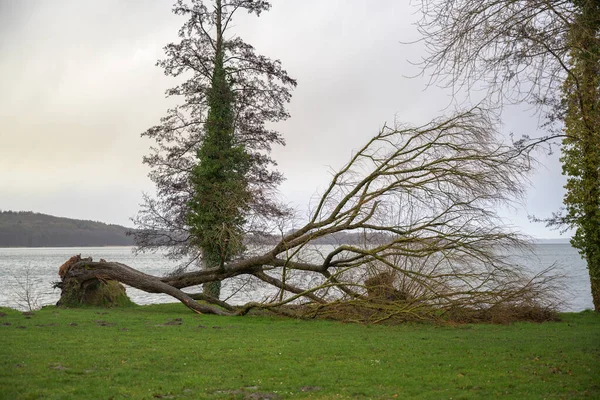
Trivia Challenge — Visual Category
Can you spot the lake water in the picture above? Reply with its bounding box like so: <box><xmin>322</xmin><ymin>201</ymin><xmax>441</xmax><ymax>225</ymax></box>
<box><xmin>0</xmin><ymin>244</ymin><xmax>593</xmax><ymax>312</ymax></box>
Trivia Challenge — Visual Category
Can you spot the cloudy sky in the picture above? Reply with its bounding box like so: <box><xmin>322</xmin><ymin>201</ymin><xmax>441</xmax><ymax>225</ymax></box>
<box><xmin>0</xmin><ymin>0</ymin><xmax>568</xmax><ymax>239</ymax></box>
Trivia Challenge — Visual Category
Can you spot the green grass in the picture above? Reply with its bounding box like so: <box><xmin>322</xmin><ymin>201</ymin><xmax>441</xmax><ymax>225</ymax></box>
<box><xmin>0</xmin><ymin>304</ymin><xmax>598</xmax><ymax>399</ymax></box>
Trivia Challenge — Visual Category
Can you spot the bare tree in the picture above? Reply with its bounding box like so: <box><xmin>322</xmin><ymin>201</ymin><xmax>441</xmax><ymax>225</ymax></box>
<box><xmin>58</xmin><ymin>108</ymin><xmax>561</xmax><ymax>321</ymax></box>
<box><xmin>415</xmin><ymin>0</ymin><xmax>574</xmax><ymax>109</ymax></box>
<box><xmin>414</xmin><ymin>0</ymin><xmax>600</xmax><ymax>311</ymax></box>
<box><xmin>11</xmin><ymin>264</ymin><xmax>42</xmax><ymax>312</ymax></box>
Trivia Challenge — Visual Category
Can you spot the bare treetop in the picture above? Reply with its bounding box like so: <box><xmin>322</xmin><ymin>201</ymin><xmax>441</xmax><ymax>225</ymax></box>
<box><xmin>416</xmin><ymin>0</ymin><xmax>575</xmax><ymax>108</ymax></box>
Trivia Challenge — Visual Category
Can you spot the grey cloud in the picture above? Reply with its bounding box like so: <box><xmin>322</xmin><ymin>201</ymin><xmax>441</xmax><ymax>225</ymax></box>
<box><xmin>0</xmin><ymin>0</ymin><xmax>568</xmax><ymax>238</ymax></box>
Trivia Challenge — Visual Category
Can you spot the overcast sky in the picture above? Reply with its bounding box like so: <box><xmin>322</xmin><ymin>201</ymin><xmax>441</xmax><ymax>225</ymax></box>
<box><xmin>0</xmin><ymin>0</ymin><xmax>569</xmax><ymax>239</ymax></box>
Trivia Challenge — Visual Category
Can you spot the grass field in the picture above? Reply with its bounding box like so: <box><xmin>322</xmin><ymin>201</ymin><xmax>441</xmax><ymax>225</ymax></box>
<box><xmin>0</xmin><ymin>304</ymin><xmax>598</xmax><ymax>399</ymax></box>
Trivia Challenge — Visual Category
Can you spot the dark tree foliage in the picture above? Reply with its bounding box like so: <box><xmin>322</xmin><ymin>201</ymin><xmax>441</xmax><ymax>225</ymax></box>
<box><xmin>132</xmin><ymin>0</ymin><xmax>296</xmax><ymax>276</ymax></box>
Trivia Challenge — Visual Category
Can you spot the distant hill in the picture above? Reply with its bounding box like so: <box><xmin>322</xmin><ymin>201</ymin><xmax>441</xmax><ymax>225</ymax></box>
<box><xmin>0</xmin><ymin>211</ymin><xmax>135</xmax><ymax>247</ymax></box>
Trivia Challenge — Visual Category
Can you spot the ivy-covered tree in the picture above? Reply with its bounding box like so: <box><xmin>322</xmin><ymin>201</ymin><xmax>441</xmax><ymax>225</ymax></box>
<box><xmin>559</xmin><ymin>1</ymin><xmax>600</xmax><ymax>311</ymax></box>
<box><xmin>133</xmin><ymin>0</ymin><xmax>296</xmax><ymax>298</ymax></box>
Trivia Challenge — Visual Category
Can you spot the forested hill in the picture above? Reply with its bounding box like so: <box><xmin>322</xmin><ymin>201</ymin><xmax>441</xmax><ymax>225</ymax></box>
<box><xmin>0</xmin><ymin>211</ymin><xmax>135</xmax><ymax>247</ymax></box>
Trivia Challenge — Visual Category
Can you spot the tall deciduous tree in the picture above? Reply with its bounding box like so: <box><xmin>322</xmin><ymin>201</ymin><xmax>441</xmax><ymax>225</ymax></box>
<box><xmin>415</xmin><ymin>0</ymin><xmax>600</xmax><ymax>311</ymax></box>
<box><xmin>133</xmin><ymin>0</ymin><xmax>296</xmax><ymax>298</ymax></box>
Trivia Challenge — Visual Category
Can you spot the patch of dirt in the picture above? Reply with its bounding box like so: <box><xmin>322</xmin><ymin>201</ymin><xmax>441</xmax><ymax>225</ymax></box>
<box><xmin>48</xmin><ymin>363</ymin><xmax>67</xmax><ymax>371</ymax></box>
<box><xmin>300</xmin><ymin>386</ymin><xmax>322</xmax><ymax>392</ymax></box>
<box><xmin>69</xmin><ymin>322</ymin><xmax>78</xmax><ymax>326</ymax></box>
<box><xmin>152</xmin><ymin>393</ymin><xmax>175</xmax><ymax>399</ymax></box>
<box><xmin>96</xmin><ymin>320</ymin><xmax>116</xmax><ymax>327</ymax></box>
<box><xmin>245</xmin><ymin>392</ymin><xmax>281</xmax><ymax>400</ymax></box>
<box><xmin>213</xmin><ymin>389</ymin><xmax>280</xmax><ymax>400</ymax></box>
<box><xmin>0</xmin><ymin>312</ymin><xmax>7</xmax><ymax>317</ymax></box>
<box><xmin>214</xmin><ymin>389</ymin><xmax>245</xmax><ymax>396</ymax></box>
<box><xmin>158</xmin><ymin>318</ymin><xmax>183</xmax><ymax>326</ymax></box>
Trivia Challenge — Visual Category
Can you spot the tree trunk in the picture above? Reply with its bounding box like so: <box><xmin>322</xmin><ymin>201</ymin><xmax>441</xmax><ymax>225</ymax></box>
<box><xmin>564</xmin><ymin>0</ymin><xmax>600</xmax><ymax>312</ymax></box>
<box><xmin>57</xmin><ymin>257</ymin><xmax>233</xmax><ymax>315</ymax></box>
<box><xmin>201</xmin><ymin>249</ymin><xmax>222</xmax><ymax>299</ymax></box>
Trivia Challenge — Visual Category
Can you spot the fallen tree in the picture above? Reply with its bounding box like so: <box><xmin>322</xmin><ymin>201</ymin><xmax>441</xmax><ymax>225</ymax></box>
<box><xmin>56</xmin><ymin>108</ymin><xmax>562</xmax><ymax>322</ymax></box>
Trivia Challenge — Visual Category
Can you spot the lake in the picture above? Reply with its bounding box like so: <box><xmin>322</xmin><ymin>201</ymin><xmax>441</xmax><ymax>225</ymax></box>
<box><xmin>0</xmin><ymin>244</ymin><xmax>593</xmax><ymax>312</ymax></box>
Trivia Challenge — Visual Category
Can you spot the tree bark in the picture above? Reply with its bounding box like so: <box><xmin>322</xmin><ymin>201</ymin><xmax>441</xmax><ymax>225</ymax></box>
<box><xmin>60</xmin><ymin>259</ymin><xmax>233</xmax><ymax>315</ymax></box>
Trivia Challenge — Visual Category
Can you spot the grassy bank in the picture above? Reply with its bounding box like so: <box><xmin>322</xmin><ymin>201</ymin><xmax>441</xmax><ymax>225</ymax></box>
<box><xmin>0</xmin><ymin>304</ymin><xmax>598</xmax><ymax>399</ymax></box>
